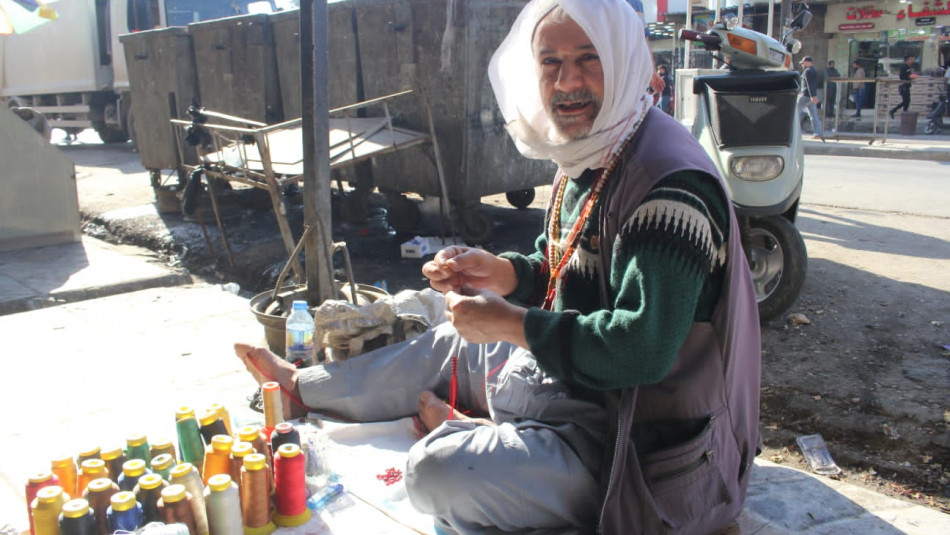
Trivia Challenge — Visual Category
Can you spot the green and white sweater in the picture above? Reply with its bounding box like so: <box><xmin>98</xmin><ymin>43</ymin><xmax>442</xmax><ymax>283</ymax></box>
<box><xmin>501</xmin><ymin>169</ymin><xmax>729</xmax><ymax>394</ymax></box>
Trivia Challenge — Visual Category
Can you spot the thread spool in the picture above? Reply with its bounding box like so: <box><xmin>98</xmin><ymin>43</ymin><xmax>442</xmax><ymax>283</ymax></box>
<box><xmin>81</xmin><ymin>477</ymin><xmax>118</xmax><ymax>535</ymax></box>
<box><xmin>168</xmin><ymin>463</ymin><xmax>209</xmax><ymax>535</ymax></box>
<box><xmin>228</xmin><ymin>442</ymin><xmax>253</xmax><ymax>493</ymax></box>
<box><xmin>134</xmin><ymin>473</ymin><xmax>167</xmax><ymax>524</ymax></box>
<box><xmin>270</xmin><ymin>422</ymin><xmax>301</xmax><ymax>454</ymax></box>
<box><xmin>261</xmin><ymin>382</ymin><xmax>284</xmax><ymax>433</ymax></box>
<box><xmin>139</xmin><ymin>522</ymin><xmax>191</xmax><ymax>535</ymax></box>
<box><xmin>77</xmin><ymin>460</ymin><xmax>109</xmax><ymax>497</ymax></box>
<box><xmin>26</xmin><ymin>472</ymin><xmax>60</xmax><ymax>535</ymax></box>
<box><xmin>198</xmin><ymin>410</ymin><xmax>229</xmax><ymax>446</ymax></box>
<box><xmin>125</xmin><ymin>434</ymin><xmax>151</xmax><ymax>467</ymax></box>
<box><xmin>204</xmin><ymin>474</ymin><xmax>243</xmax><ymax>535</ymax></box>
<box><xmin>202</xmin><ymin>435</ymin><xmax>233</xmax><ymax>485</ymax></box>
<box><xmin>175</xmin><ymin>416</ymin><xmax>204</xmax><ymax>472</ymax></box>
<box><xmin>59</xmin><ymin>498</ymin><xmax>95</xmax><ymax>535</ymax></box>
<box><xmin>76</xmin><ymin>446</ymin><xmax>100</xmax><ymax>466</ymax></box>
<box><xmin>149</xmin><ymin>438</ymin><xmax>177</xmax><ymax>462</ymax></box>
<box><xmin>106</xmin><ymin>490</ymin><xmax>143</xmax><ymax>532</ymax></box>
<box><xmin>175</xmin><ymin>406</ymin><xmax>196</xmax><ymax>421</ymax></box>
<box><xmin>50</xmin><ymin>455</ymin><xmax>78</xmax><ymax>499</ymax></box>
<box><xmin>208</xmin><ymin>403</ymin><xmax>233</xmax><ymax>436</ymax></box>
<box><xmin>149</xmin><ymin>453</ymin><xmax>176</xmax><ymax>482</ymax></box>
<box><xmin>237</xmin><ymin>425</ymin><xmax>272</xmax><ymax>488</ymax></box>
<box><xmin>272</xmin><ymin>444</ymin><xmax>311</xmax><ymax>527</ymax></box>
<box><xmin>118</xmin><ymin>458</ymin><xmax>150</xmax><ymax>492</ymax></box>
<box><xmin>31</xmin><ymin>485</ymin><xmax>67</xmax><ymax>535</ymax></box>
<box><xmin>157</xmin><ymin>484</ymin><xmax>198</xmax><ymax>535</ymax></box>
<box><xmin>98</xmin><ymin>447</ymin><xmax>126</xmax><ymax>484</ymax></box>
<box><xmin>240</xmin><ymin>453</ymin><xmax>276</xmax><ymax>534</ymax></box>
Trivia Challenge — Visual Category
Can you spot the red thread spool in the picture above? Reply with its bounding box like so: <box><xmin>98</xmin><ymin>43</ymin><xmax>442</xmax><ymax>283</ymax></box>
<box><xmin>82</xmin><ymin>477</ymin><xmax>118</xmax><ymax>535</ymax></box>
<box><xmin>157</xmin><ymin>484</ymin><xmax>198</xmax><ymax>535</ymax></box>
<box><xmin>25</xmin><ymin>471</ymin><xmax>59</xmax><ymax>535</ymax></box>
<box><xmin>272</xmin><ymin>444</ymin><xmax>310</xmax><ymax>527</ymax></box>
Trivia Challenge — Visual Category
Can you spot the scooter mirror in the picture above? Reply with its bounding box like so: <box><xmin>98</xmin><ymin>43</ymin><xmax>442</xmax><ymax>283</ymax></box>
<box><xmin>788</xmin><ymin>10</ymin><xmax>812</xmax><ymax>31</ymax></box>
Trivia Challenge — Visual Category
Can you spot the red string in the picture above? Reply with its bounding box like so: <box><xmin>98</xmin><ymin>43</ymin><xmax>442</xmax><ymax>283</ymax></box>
<box><xmin>245</xmin><ymin>355</ymin><xmax>309</xmax><ymax>411</ymax></box>
<box><xmin>448</xmin><ymin>356</ymin><xmax>458</xmax><ymax>420</ymax></box>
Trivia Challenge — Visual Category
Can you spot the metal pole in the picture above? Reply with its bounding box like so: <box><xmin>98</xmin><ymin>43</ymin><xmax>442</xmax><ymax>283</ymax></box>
<box><xmin>715</xmin><ymin>0</ymin><xmax>722</xmax><ymax>24</ymax></box>
<box><xmin>767</xmin><ymin>0</ymin><xmax>774</xmax><ymax>38</ymax></box>
<box><xmin>684</xmin><ymin>2</ymin><xmax>692</xmax><ymax>68</ymax></box>
<box><xmin>737</xmin><ymin>1</ymin><xmax>744</xmax><ymax>27</ymax></box>
<box><xmin>301</xmin><ymin>0</ymin><xmax>335</xmax><ymax>306</ymax></box>
<box><xmin>780</xmin><ymin>0</ymin><xmax>792</xmax><ymax>32</ymax></box>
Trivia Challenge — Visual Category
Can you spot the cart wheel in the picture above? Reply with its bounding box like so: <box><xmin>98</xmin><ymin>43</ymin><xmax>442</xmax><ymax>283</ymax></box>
<box><xmin>458</xmin><ymin>207</ymin><xmax>493</xmax><ymax>245</ymax></box>
<box><xmin>386</xmin><ymin>194</ymin><xmax>421</xmax><ymax>233</ymax></box>
<box><xmin>505</xmin><ymin>188</ymin><xmax>536</xmax><ymax>209</ymax></box>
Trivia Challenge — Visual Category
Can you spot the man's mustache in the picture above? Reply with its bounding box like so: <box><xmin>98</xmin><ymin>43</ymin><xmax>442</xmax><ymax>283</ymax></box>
<box><xmin>550</xmin><ymin>90</ymin><xmax>600</xmax><ymax>107</ymax></box>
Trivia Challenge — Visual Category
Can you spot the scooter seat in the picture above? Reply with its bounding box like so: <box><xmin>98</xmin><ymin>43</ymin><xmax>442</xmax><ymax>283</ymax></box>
<box><xmin>694</xmin><ymin>70</ymin><xmax>801</xmax><ymax>95</ymax></box>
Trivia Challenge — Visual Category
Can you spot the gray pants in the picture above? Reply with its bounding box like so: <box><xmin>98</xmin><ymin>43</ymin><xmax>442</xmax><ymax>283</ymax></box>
<box><xmin>297</xmin><ymin>322</ymin><xmax>607</xmax><ymax>534</ymax></box>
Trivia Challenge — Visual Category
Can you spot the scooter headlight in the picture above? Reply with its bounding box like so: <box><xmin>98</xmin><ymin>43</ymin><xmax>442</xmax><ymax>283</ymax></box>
<box><xmin>730</xmin><ymin>156</ymin><xmax>785</xmax><ymax>181</ymax></box>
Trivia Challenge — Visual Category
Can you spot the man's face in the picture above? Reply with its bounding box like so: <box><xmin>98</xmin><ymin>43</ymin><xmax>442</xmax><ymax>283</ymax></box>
<box><xmin>533</xmin><ymin>14</ymin><xmax>604</xmax><ymax>140</ymax></box>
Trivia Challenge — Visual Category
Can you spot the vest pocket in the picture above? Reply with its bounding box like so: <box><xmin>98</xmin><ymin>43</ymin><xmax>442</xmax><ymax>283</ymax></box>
<box><xmin>640</xmin><ymin>411</ymin><xmax>732</xmax><ymax>528</ymax></box>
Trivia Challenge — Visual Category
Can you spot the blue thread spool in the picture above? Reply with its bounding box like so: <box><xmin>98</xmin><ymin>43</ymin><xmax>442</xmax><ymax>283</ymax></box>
<box><xmin>106</xmin><ymin>490</ymin><xmax>143</xmax><ymax>532</ymax></box>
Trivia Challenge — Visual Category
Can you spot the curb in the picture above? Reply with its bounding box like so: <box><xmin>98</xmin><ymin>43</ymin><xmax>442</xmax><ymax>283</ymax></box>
<box><xmin>803</xmin><ymin>141</ymin><xmax>950</xmax><ymax>161</ymax></box>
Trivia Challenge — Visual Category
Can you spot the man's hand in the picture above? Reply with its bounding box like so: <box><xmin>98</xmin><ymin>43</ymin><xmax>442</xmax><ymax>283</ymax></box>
<box><xmin>444</xmin><ymin>287</ymin><xmax>527</xmax><ymax>347</ymax></box>
<box><xmin>811</xmin><ymin>96</ymin><xmax>819</xmax><ymax>104</ymax></box>
<box><xmin>650</xmin><ymin>71</ymin><xmax>665</xmax><ymax>95</ymax></box>
<box><xmin>422</xmin><ymin>247</ymin><xmax>518</xmax><ymax>296</ymax></box>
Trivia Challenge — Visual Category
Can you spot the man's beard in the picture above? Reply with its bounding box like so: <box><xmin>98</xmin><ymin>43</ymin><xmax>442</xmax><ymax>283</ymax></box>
<box><xmin>549</xmin><ymin>90</ymin><xmax>601</xmax><ymax>140</ymax></box>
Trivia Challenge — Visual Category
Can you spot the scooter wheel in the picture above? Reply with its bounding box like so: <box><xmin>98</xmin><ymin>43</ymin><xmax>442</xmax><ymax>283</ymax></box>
<box><xmin>925</xmin><ymin>122</ymin><xmax>936</xmax><ymax>135</ymax></box>
<box><xmin>745</xmin><ymin>215</ymin><xmax>808</xmax><ymax>322</ymax></box>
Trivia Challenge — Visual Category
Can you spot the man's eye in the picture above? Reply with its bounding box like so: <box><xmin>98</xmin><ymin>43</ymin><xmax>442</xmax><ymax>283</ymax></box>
<box><xmin>540</xmin><ymin>57</ymin><xmax>561</xmax><ymax>66</ymax></box>
<box><xmin>580</xmin><ymin>54</ymin><xmax>600</xmax><ymax>63</ymax></box>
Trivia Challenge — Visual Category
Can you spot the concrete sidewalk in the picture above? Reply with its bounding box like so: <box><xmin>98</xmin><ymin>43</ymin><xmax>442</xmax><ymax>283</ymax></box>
<box><xmin>1</xmin><ymin>237</ymin><xmax>948</xmax><ymax>534</ymax></box>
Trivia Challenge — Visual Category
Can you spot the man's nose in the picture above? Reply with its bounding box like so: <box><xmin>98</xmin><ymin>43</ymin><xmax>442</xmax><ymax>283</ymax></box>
<box><xmin>555</xmin><ymin>62</ymin><xmax>585</xmax><ymax>92</ymax></box>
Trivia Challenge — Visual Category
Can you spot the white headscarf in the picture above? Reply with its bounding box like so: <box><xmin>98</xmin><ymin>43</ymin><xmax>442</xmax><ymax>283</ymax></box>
<box><xmin>488</xmin><ymin>0</ymin><xmax>654</xmax><ymax>178</ymax></box>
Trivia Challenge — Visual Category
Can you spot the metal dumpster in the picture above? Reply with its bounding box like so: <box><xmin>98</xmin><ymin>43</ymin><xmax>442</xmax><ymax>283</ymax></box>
<box><xmin>188</xmin><ymin>13</ymin><xmax>283</xmax><ymax>124</ymax></box>
<box><xmin>350</xmin><ymin>0</ymin><xmax>555</xmax><ymax>242</ymax></box>
<box><xmin>120</xmin><ymin>27</ymin><xmax>200</xmax><ymax>188</ymax></box>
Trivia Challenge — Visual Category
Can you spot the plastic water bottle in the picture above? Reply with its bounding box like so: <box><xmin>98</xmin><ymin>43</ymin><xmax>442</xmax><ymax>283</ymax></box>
<box><xmin>285</xmin><ymin>300</ymin><xmax>315</xmax><ymax>367</ymax></box>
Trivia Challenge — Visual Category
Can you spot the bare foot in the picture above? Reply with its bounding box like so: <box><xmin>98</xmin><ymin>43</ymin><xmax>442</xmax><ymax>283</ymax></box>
<box><xmin>417</xmin><ymin>390</ymin><xmax>469</xmax><ymax>432</ymax></box>
<box><xmin>234</xmin><ymin>343</ymin><xmax>308</xmax><ymax>419</ymax></box>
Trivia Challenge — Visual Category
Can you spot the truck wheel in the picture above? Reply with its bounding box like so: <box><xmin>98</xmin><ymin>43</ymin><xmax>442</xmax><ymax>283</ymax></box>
<box><xmin>93</xmin><ymin>122</ymin><xmax>129</xmax><ymax>143</ymax></box>
<box><xmin>745</xmin><ymin>215</ymin><xmax>807</xmax><ymax>321</ymax></box>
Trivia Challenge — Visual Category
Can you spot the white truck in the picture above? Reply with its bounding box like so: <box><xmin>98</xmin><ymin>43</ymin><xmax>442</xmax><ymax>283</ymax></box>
<box><xmin>0</xmin><ymin>0</ymin><xmax>278</xmax><ymax>142</ymax></box>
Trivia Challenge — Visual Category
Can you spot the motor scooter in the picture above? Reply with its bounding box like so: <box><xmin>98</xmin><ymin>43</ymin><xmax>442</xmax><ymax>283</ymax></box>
<box><xmin>677</xmin><ymin>11</ymin><xmax>811</xmax><ymax>321</ymax></box>
<box><xmin>925</xmin><ymin>94</ymin><xmax>948</xmax><ymax>135</ymax></box>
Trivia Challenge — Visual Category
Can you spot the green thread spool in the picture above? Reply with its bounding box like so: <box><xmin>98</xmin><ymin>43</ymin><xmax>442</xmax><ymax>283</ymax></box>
<box><xmin>125</xmin><ymin>434</ymin><xmax>151</xmax><ymax>467</ymax></box>
<box><xmin>149</xmin><ymin>453</ymin><xmax>176</xmax><ymax>481</ymax></box>
<box><xmin>205</xmin><ymin>474</ymin><xmax>243</xmax><ymax>535</ymax></box>
<box><xmin>175</xmin><ymin>416</ymin><xmax>204</xmax><ymax>472</ymax></box>
<box><xmin>99</xmin><ymin>447</ymin><xmax>126</xmax><ymax>484</ymax></box>
<box><xmin>133</xmin><ymin>473</ymin><xmax>167</xmax><ymax>524</ymax></box>
<box><xmin>32</xmin><ymin>485</ymin><xmax>67</xmax><ymax>535</ymax></box>
<box><xmin>169</xmin><ymin>463</ymin><xmax>209</xmax><ymax>535</ymax></box>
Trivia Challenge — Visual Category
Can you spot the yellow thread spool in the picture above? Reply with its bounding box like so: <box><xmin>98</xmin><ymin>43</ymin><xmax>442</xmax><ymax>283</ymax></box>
<box><xmin>261</xmin><ymin>382</ymin><xmax>284</xmax><ymax>431</ymax></box>
<box><xmin>202</xmin><ymin>435</ymin><xmax>234</xmax><ymax>485</ymax></box>
<box><xmin>31</xmin><ymin>485</ymin><xmax>66</xmax><ymax>535</ymax></box>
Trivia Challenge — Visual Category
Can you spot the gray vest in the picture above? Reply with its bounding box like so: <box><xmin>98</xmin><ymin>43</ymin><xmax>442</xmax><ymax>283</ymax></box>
<box><xmin>594</xmin><ymin>109</ymin><xmax>762</xmax><ymax>534</ymax></box>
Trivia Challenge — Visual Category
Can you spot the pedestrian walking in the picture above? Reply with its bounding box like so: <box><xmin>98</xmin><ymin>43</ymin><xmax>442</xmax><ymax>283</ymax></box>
<box><xmin>824</xmin><ymin>60</ymin><xmax>840</xmax><ymax>119</ymax></box>
<box><xmin>851</xmin><ymin>60</ymin><xmax>866</xmax><ymax>118</ymax></box>
<box><xmin>799</xmin><ymin>56</ymin><xmax>822</xmax><ymax>138</ymax></box>
<box><xmin>889</xmin><ymin>56</ymin><xmax>919</xmax><ymax>119</ymax></box>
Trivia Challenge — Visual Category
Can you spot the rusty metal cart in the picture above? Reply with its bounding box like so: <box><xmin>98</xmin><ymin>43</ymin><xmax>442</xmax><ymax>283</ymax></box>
<box><xmin>171</xmin><ymin>89</ymin><xmax>451</xmax><ymax>281</ymax></box>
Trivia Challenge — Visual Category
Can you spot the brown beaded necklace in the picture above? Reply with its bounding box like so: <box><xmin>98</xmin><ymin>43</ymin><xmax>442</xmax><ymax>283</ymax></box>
<box><xmin>541</xmin><ymin>130</ymin><xmax>637</xmax><ymax>311</ymax></box>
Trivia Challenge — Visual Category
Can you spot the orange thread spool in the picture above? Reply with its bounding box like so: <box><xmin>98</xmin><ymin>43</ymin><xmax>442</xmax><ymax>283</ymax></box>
<box><xmin>272</xmin><ymin>444</ymin><xmax>310</xmax><ymax>527</ymax></box>
<box><xmin>77</xmin><ymin>459</ymin><xmax>109</xmax><ymax>497</ymax></box>
<box><xmin>82</xmin><ymin>477</ymin><xmax>118</xmax><ymax>535</ymax></box>
<box><xmin>158</xmin><ymin>484</ymin><xmax>198</xmax><ymax>535</ymax></box>
<box><xmin>202</xmin><ymin>435</ymin><xmax>233</xmax><ymax>485</ymax></box>
<box><xmin>50</xmin><ymin>455</ymin><xmax>78</xmax><ymax>499</ymax></box>
<box><xmin>261</xmin><ymin>382</ymin><xmax>284</xmax><ymax>432</ymax></box>
<box><xmin>99</xmin><ymin>447</ymin><xmax>125</xmax><ymax>484</ymax></box>
<box><xmin>238</xmin><ymin>425</ymin><xmax>272</xmax><ymax>490</ymax></box>
<box><xmin>229</xmin><ymin>442</ymin><xmax>253</xmax><ymax>493</ymax></box>
<box><xmin>240</xmin><ymin>453</ymin><xmax>274</xmax><ymax>530</ymax></box>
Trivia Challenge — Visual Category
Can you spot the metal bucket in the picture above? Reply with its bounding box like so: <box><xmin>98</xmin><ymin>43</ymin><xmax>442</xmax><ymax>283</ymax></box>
<box><xmin>249</xmin><ymin>282</ymin><xmax>389</xmax><ymax>356</ymax></box>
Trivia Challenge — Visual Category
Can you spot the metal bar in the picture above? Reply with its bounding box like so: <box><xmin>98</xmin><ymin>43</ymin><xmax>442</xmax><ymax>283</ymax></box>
<box><xmin>422</xmin><ymin>90</ymin><xmax>457</xmax><ymax>243</ymax></box>
<box><xmin>204</xmin><ymin>175</ymin><xmax>236</xmax><ymax>268</ymax></box>
<box><xmin>257</xmin><ymin>129</ymin><xmax>305</xmax><ymax>282</ymax></box>
<box><xmin>301</xmin><ymin>0</ymin><xmax>335</xmax><ymax>306</ymax></box>
<box><xmin>328</xmin><ymin>89</ymin><xmax>415</xmax><ymax>115</ymax></box>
